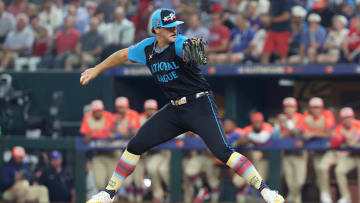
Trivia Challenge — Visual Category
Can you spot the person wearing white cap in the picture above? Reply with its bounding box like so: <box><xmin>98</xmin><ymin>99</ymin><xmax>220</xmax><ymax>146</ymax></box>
<box><xmin>333</xmin><ymin>107</ymin><xmax>360</xmax><ymax>203</ymax></box>
<box><xmin>289</xmin><ymin>13</ymin><xmax>326</xmax><ymax>64</ymax></box>
<box><xmin>317</xmin><ymin>15</ymin><xmax>349</xmax><ymax>63</ymax></box>
<box><xmin>302</xmin><ymin>97</ymin><xmax>337</xmax><ymax>203</ymax></box>
<box><xmin>278</xmin><ymin>97</ymin><xmax>307</xmax><ymax>203</ymax></box>
<box><xmin>0</xmin><ymin>146</ymin><xmax>50</xmax><ymax>203</ymax></box>
<box><xmin>80</xmin><ymin>100</ymin><xmax>117</xmax><ymax>191</ymax></box>
<box><xmin>289</xmin><ymin>6</ymin><xmax>307</xmax><ymax>56</ymax></box>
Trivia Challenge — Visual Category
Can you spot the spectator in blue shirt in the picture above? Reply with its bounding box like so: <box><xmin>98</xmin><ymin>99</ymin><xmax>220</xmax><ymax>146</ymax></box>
<box><xmin>1</xmin><ymin>146</ymin><xmax>49</xmax><ymax>203</ymax></box>
<box><xmin>212</xmin><ymin>14</ymin><xmax>255</xmax><ymax>64</ymax></box>
<box><xmin>38</xmin><ymin>150</ymin><xmax>75</xmax><ymax>203</ymax></box>
<box><xmin>289</xmin><ymin>13</ymin><xmax>327</xmax><ymax>64</ymax></box>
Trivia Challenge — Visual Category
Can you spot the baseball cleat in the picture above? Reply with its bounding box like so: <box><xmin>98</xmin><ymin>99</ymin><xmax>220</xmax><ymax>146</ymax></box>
<box><xmin>193</xmin><ymin>187</ymin><xmax>210</xmax><ymax>203</ymax></box>
<box><xmin>86</xmin><ymin>191</ymin><xmax>114</xmax><ymax>203</ymax></box>
<box><xmin>262</xmin><ymin>188</ymin><xmax>285</xmax><ymax>203</ymax></box>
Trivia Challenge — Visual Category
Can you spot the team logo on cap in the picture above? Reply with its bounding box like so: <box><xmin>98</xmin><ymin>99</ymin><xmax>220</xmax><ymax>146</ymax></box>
<box><xmin>163</xmin><ymin>13</ymin><xmax>176</xmax><ymax>22</ymax></box>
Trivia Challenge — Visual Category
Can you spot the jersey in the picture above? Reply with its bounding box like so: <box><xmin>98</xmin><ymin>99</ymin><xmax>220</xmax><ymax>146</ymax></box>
<box><xmin>127</xmin><ymin>34</ymin><xmax>211</xmax><ymax>100</ymax></box>
<box><xmin>331</xmin><ymin>119</ymin><xmax>360</xmax><ymax>148</ymax></box>
<box><xmin>80</xmin><ymin>111</ymin><xmax>114</xmax><ymax>139</ymax></box>
<box><xmin>302</xmin><ymin>110</ymin><xmax>335</xmax><ymax>133</ymax></box>
<box><xmin>113</xmin><ymin>109</ymin><xmax>141</xmax><ymax>133</ymax></box>
<box><xmin>279</xmin><ymin>112</ymin><xmax>303</xmax><ymax>137</ymax></box>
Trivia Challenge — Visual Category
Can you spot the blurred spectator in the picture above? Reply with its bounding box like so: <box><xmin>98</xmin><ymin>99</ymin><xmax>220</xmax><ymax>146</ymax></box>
<box><xmin>0</xmin><ymin>14</ymin><xmax>34</xmax><ymax>72</ymax></box>
<box><xmin>66</xmin><ymin>4</ymin><xmax>88</xmax><ymax>34</ymax></box>
<box><xmin>333</xmin><ymin>107</ymin><xmax>360</xmax><ymax>203</ymax></box>
<box><xmin>233</xmin><ymin>112</ymin><xmax>273</xmax><ymax>202</ymax></box>
<box><xmin>80</xmin><ymin>100</ymin><xmax>116</xmax><ymax>190</ymax></box>
<box><xmin>80</xmin><ymin>99</ymin><xmax>114</xmax><ymax>142</ymax></box>
<box><xmin>38</xmin><ymin>0</ymin><xmax>63</xmax><ymax>37</ymax></box>
<box><xmin>261</xmin><ymin>0</ymin><xmax>291</xmax><ymax>64</ymax></box>
<box><xmin>101</xmin><ymin>7</ymin><xmax>135</xmax><ymax>60</ymax></box>
<box><xmin>0</xmin><ymin>1</ymin><xmax>15</xmax><ymax>44</ymax></box>
<box><xmin>14</xmin><ymin>25</ymin><xmax>50</xmax><ymax>71</ymax></box>
<box><xmin>288</xmin><ymin>5</ymin><xmax>307</xmax><ymax>57</ymax></box>
<box><xmin>341</xmin><ymin>16</ymin><xmax>360</xmax><ymax>63</ymax></box>
<box><xmin>86</xmin><ymin>161</ymin><xmax>98</xmax><ymax>200</ymax></box>
<box><xmin>85</xmin><ymin>1</ymin><xmax>98</xmax><ymax>18</ymax></box>
<box><xmin>184</xmin><ymin>13</ymin><xmax>209</xmax><ymax>43</ymax></box>
<box><xmin>38</xmin><ymin>150</ymin><xmax>75</xmax><ymax>203</ymax></box>
<box><xmin>246</xmin><ymin>1</ymin><xmax>263</xmax><ymax>31</ymax></box>
<box><xmin>207</xmin><ymin>12</ymin><xmax>231</xmax><ymax>64</ymax></box>
<box><xmin>340</xmin><ymin>0</ymin><xmax>356</xmax><ymax>21</ymax></box>
<box><xmin>26</xmin><ymin>3</ymin><xmax>38</xmax><ymax>22</ymax></box>
<box><xmin>223</xmin><ymin>118</ymin><xmax>244</xmax><ymax>147</ymax></box>
<box><xmin>185</xmin><ymin>150</ymin><xmax>220</xmax><ymax>203</ymax></box>
<box><xmin>317</xmin><ymin>15</ymin><xmax>349</xmax><ymax>63</ymax></box>
<box><xmin>278</xmin><ymin>97</ymin><xmax>306</xmax><ymax>203</ymax></box>
<box><xmin>211</xmin><ymin>14</ymin><xmax>255</xmax><ymax>64</ymax></box>
<box><xmin>113</xmin><ymin>96</ymin><xmax>140</xmax><ymax>137</ymax></box>
<box><xmin>302</xmin><ymin>97</ymin><xmax>336</xmax><ymax>203</ymax></box>
<box><xmin>53</xmin><ymin>15</ymin><xmax>80</xmax><ymax>69</ymax></box>
<box><xmin>132</xmin><ymin>0</ymin><xmax>154</xmax><ymax>42</ymax></box>
<box><xmin>65</xmin><ymin>17</ymin><xmax>104</xmax><ymax>71</ymax></box>
<box><xmin>96</xmin><ymin>0</ymin><xmax>115</xmax><ymax>23</ymax></box>
<box><xmin>289</xmin><ymin>13</ymin><xmax>326</xmax><ymax>64</ymax></box>
<box><xmin>248</xmin><ymin>13</ymin><xmax>269</xmax><ymax>62</ymax></box>
<box><xmin>7</xmin><ymin>0</ymin><xmax>26</xmax><ymax>17</ymax></box>
<box><xmin>307</xmin><ymin>0</ymin><xmax>335</xmax><ymax>30</ymax></box>
<box><xmin>0</xmin><ymin>146</ymin><xmax>49</xmax><ymax>203</ymax></box>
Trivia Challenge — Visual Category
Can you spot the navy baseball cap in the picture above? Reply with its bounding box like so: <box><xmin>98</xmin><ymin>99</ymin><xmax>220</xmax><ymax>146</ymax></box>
<box><xmin>151</xmin><ymin>8</ymin><xmax>184</xmax><ymax>28</ymax></box>
<box><xmin>50</xmin><ymin>150</ymin><xmax>62</xmax><ymax>160</ymax></box>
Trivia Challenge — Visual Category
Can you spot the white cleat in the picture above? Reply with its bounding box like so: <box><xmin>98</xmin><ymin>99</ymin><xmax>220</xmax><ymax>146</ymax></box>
<box><xmin>86</xmin><ymin>191</ymin><xmax>114</xmax><ymax>203</ymax></box>
<box><xmin>337</xmin><ymin>197</ymin><xmax>351</xmax><ymax>203</ymax></box>
<box><xmin>321</xmin><ymin>192</ymin><xmax>333</xmax><ymax>203</ymax></box>
<box><xmin>262</xmin><ymin>188</ymin><xmax>285</xmax><ymax>203</ymax></box>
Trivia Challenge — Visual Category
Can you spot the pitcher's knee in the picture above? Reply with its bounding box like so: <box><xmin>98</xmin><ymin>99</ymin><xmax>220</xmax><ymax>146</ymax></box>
<box><xmin>127</xmin><ymin>139</ymin><xmax>145</xmax><ymax>155</ymax></box>
<box><xmin>212</xmin><ymin>147</ymin><xmax>234</xmax><ymax>164</ymax></box>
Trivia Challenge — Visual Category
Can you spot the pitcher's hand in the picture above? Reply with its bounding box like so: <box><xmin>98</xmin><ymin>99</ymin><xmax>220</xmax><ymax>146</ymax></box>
<box><xmin>80</xmin><ymin>67</ymin><xmax>100</xmax><ymax>85</ymax></box>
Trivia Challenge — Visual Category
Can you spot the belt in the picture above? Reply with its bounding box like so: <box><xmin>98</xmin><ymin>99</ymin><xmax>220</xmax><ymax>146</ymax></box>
<box><xmin>171</xmin><ymin>91</ymin><xmax>209</xmax><ymax>106</ymax></box>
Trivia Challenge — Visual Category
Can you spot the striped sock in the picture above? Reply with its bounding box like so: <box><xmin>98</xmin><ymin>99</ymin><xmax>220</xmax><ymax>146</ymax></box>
<box><xmin>226</xmin><ymin>152</ymin><xmax>268</xmax><ymax>193</ymax></box>
<box><xmin>105</xmin><ymin>150</ymin><xmax>140</xmax><ymax>194</ymax></box>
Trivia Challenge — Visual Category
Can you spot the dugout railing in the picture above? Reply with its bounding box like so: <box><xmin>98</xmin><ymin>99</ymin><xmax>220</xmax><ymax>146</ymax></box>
<box><xmin>0</xmin><ymin>136</ymin><xmax>355</xmax><ymax>203</ymax></box>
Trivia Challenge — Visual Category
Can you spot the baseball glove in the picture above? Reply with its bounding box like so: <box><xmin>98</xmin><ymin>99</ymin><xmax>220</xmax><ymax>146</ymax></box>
<box><xmin>183</xmin><ymin>38</ymin><xmax>207</xmax><ymax>66</ymax></box>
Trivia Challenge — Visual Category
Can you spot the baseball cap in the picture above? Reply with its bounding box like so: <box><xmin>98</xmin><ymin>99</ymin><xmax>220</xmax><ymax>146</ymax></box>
<box><xmin>292</xmin><ymin>6</ymin><xmax>307</xmax><ymax>18</ymax></box>
<box><xmin>340</xmin><ymin>107</ymin><xmax>354</xmax><ymax>118</ymax></box>
<box><xmin>283</xmin><ymin>97</ymin><xmax>298</xmax><ymax>107</ymax></box>
<box><xmin>50</xmin><ymin>150</ymin><xmax>62</xmax><ymax>160</ymax></box>
<box><xmin>115</xmin><ymin>97</ymin><xmax>130</xmax><ymax>108</ymax></box>
<box><xmin>309</xmin><ymin>97</ymin><xmax>324</xmax><ymax>107</ymax></box>
<box><xmin>312</xmin><ymin>0</ymin><xmax>326</xmax><ymax>9</ymax></box>
<box><xmin>151</xmin><ymin>8</ymin><xmax>184</xmax><ymax>28</ymax></box>
<box><xmin>334</xmin><ymin>15</ymin><xmax>348</xmax><ymax>26</ymax></box>
<box><xmin>144</xmin><ymin>99</ymin><xmax>158</xmax><ymax>110</ymax></box>
<box><xmin>91</xmin><ymin>100</ymin><xmax>104</xmax><ymax>111</ymax></box>
<box><xmin>250</xmin><ymin>112</ymin><xmax>264</xmax><ymax>122</ymax></box>
<box><xmin>12</xmin><ymin>146</ymin><xmax>26</xmax><ymax>158</ymax></box>
<box><xmin>308</xmin><ymin>13</ymin><xmax>321</xmax><ymax>23</ymax></box>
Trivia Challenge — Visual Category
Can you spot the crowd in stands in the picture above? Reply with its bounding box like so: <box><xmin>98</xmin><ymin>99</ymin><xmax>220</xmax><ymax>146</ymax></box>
<box><xmin>0</xmin><ymin>0</ymin><xmax>360</xmax><ymax>72</ymax></box>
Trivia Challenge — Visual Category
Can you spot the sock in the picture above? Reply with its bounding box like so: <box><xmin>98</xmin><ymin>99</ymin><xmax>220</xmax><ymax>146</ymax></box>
<box><xmin>189</xmin><ymin>174</ymin><xmax>203</xmax><ymax>188</ymax></box>
<box><xmin>105</xmin><ymin>150</ymin><xmax>140</xmax><ymax>198</ymax></box>
<box><xmin>226</xmin><ymin>152</ymin><xmax>269</xmax><ymax>194</ymax></box>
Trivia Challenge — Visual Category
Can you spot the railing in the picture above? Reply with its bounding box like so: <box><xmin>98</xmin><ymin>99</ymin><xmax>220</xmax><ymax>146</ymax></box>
<box><xmin>0</xmin><ymin>136</ymin><xmax>355</xmax><ymax>202</ymax></box>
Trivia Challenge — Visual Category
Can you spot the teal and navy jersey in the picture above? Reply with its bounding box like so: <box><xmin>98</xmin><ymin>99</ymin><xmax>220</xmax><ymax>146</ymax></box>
<box><xmin>128</xmin><ymin>34</ymin><xmax>210</xmax><ymax>100</ymax></box>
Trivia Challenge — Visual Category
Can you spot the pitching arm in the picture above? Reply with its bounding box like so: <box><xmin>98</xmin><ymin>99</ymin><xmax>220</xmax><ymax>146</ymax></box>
<box><xmin>80</xmin><ymin>48</ymin><xmax>129</xmax><ymax>85</ymax></box>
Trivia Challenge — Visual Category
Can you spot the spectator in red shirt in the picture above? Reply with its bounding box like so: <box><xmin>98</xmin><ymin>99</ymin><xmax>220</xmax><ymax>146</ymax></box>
<box><xmin>207</xmin><ymin>12</ymin><xmax>231</xmax><ymax>64</ymax></box>
<box><xmin>7</xmin><ymin>0</ymin><xmax>26</xmax><ymax>17</ymax></box>
<box><xmin>341</xmin><ymin>15</ymin><xmax>360</xmax><ymax>63</ymax></box>
<box><xmin>53</xmin><ymin>15</ymin><xmax>80</xmax><ymax>69</ymax></box>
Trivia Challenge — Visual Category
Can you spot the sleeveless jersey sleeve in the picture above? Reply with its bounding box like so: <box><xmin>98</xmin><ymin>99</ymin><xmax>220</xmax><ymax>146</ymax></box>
<box><xmin>128</xmin><ymin>37</ymin><xmax>156</xmax><ymax>65</ymax></box>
